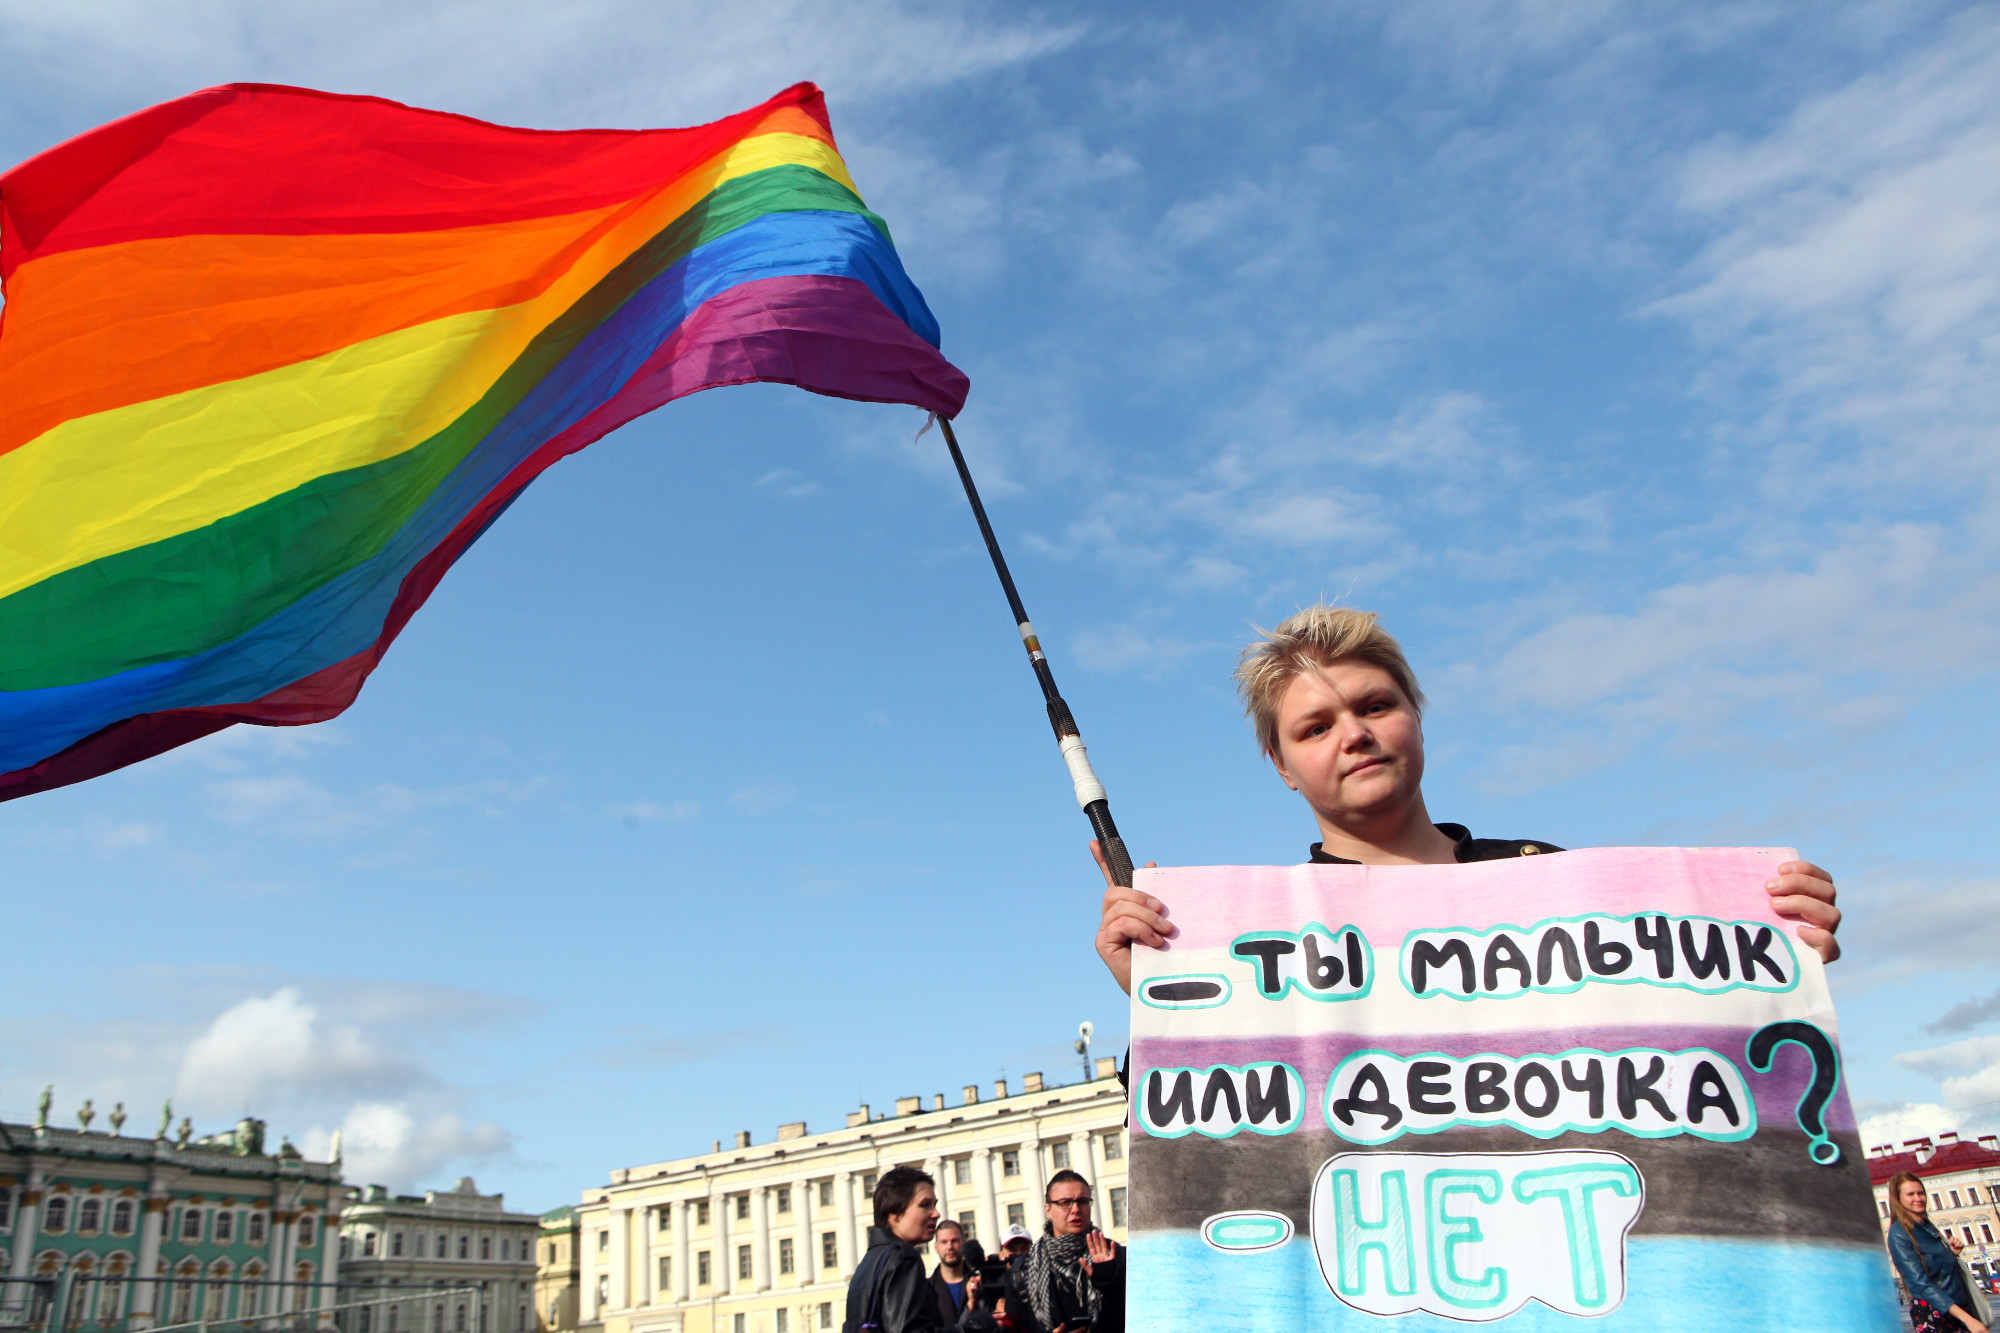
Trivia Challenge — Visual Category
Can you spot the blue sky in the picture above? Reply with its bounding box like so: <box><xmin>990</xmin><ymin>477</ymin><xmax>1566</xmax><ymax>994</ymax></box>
<box><xmin>3</xmin><ymin>0</ymin><xmax>1998</xmax><ymax>1209</ymax></box>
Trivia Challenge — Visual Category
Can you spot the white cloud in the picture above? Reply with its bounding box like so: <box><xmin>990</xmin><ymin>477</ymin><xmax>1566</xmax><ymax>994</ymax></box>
<box><xmin>1860</xmin><ymin>1033</ymin><xmax>2000</xmax><ymax>1149</ymax></box>
<box><xmin>299</xmin><ymin>1104</ymin><xmax>511</xmax><ymax>1192</ymax></box>
<box><xmin>159</xmin><ymin>984</ymin><xmax>522</xmax><ymax>1190</ymax></box>
<box><xmin>176</xmin><ymin>989</ymin><xmax>422</xmax><ymax>1114</ymax></box>
<box><xmin>729</xmin><ymin>783</ymin><xmax>796</xmax><ymax>815</ymax></box>
<box><xmin>0</xmin><ymin>0</ymin><xmax>1081</xmax><ymax>134</ymax></box>
<box><xmin>609</xmin><ymin>799</ymin><xmax>700</xmax><ymax>827</ymax></box>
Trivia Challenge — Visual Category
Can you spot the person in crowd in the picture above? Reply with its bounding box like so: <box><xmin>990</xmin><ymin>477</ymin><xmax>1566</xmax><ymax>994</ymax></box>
<box><xmin>1887</xmin><ymin>1171</ymin><xmax>1988</xmax><ymax>1333</ymax></box>
<box><xmin>1092</xmin><ymin>604</ymin><xmax>1843</xmax><ymax>995</ymax></box>
<box><xmin>845</xmin><ymin>1166</ymin><xmax>953</xmax><ymax>1333</ymax></box>
<box><xmin>928</xmin><ymin>1219</ymin><xmax>981</xmax><ymax>1326</ymax></box>
<box><xmin>999</xmin><ymin>1224</ymin><xmax>1034</xmax><ymax>1260</ymax></box>
<box><xmin>1004</xmin><ymin>1169</ymin><xmax>1124</xmax><ymax>1333</ymax></box>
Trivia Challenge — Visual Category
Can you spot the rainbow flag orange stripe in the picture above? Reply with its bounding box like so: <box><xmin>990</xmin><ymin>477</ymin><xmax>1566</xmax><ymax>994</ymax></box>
<box><xmin>0</xmin><ymin>82</ymin><xmax>968</xmax><ymax>800</ymax></box>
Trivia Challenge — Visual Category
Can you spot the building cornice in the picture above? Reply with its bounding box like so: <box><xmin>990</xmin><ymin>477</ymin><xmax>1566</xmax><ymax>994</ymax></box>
<box><xmin>577</xmin><ymin>1077</ymin><xmax>1126</xmax><ymax>1207</ymax></box>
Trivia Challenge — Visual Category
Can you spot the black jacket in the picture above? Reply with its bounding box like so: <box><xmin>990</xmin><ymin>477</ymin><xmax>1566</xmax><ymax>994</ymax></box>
<box><xmin>927</xmin><ymin>1264</ymin><xmax>972</xmax><ymax>1327</ymax></box>
<box><xmin>846</xmin><ymin>1228</ymin><xmax>947</xmax><ymax>1333</ymax></box>
<box><xmin>1002</xmin><ymin>1241</ymin><xmax>1125</xmax><ymax>1333</ymax></box>
<box><xmin>1308</xmin><ymin>822</ymin><xmax>1563</xmax><ymax>863</ymax></box>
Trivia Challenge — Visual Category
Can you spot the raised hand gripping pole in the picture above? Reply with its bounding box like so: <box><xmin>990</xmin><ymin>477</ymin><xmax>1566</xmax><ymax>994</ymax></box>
<box><xmin>937</xmin><ymin>416</ymin><xmax>1135</xmax><ymax>888</ymax></box>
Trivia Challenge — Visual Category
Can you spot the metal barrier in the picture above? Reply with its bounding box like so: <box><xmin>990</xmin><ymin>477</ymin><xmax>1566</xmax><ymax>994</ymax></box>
<box><xmin>44</xmin><ymin>1276</ymin><xmax>481</xmax><ymax>1333</ymax></box>
<box><xmin>0</xmin><ymin>1278</ymin><xmax>58</xmax><ymax>1333</ymax></box>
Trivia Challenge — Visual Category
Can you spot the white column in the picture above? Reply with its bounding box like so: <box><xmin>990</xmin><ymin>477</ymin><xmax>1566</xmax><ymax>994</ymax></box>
<box><xmin>1024</xmin><ymin>1137</ymin><xmax>1046</xmax><ymax>1223</ymax></box>
<box><xmin>716</xmin><ymin>1190</ymin><xmax>732</xmax><ymax>1296</ymax></box>
<box><xmin>129</xmin><ymin>1189</ymin><xmax>166</xmax><ymax>1325</ymax></box>
<box><xmin>673</xmin><ymin>1201</ymin><xmax>690</xmax><ymax>1302</ymax></box>
<box><xmin>750</xmin><ymin>1187</ymin><xmax>769</xmax><ymax>1292</ymax></box>
<box><xmin>4</xmin><ymin>1161</ymin><xmax>43</xmax><ymax>1313</ymax></box>
<box><xmin>320</xmin><ymin>1203</ymin><xmax>343</xmax><ymax>1321</ymax></box>
<box><xmin>1070</xmin><ymin>1132</ymin><xmax>1096</xmax><ymax>1193</ymax></box>
<box><xmin>644</xmin><ymin>1207</ymin><xmax>661</xmax><ymax>1306</ymax></box>
<box><xmin>834</xmin><ymin>1175</ymin><xmax>856</xmax><ymax>1276</ymax></box>
<box><xmin>975</xmin><ymin>1150</ymin><xmax>1000</xmax><ymax>1249</ymax></box>
<box><xmin>923</xmin><ymin>1157</ymin><xmax>944</xmax><ymax>1219</ymax></box>
<box><xmin>792</xmin><ymin>1179</ymin><xmax>811</xmax><ymax>1287</ymax></box>
<box><xmin>607</xmin><ymin>1207</ymin><xmax>629</xmax><ymax>1311</ymax></box>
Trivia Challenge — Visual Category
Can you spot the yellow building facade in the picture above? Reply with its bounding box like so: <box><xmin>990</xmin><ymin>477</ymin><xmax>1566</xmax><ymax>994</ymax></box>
<box><xmin>574</xmin><ymin>1064</ymin><xmax>1127</xmax><ymax>1333</ymax></box>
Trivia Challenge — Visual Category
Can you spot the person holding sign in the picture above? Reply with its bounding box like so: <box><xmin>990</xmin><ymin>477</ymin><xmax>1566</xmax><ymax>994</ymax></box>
<box><xmin>1091</xmin><ymin>604</ymin><xmax>1842</xmax><ymax>993</ymax></box>
<box><xmin>1886</xmin><ymin>1172</ymin><xmax>1990</xmax><ymax>1333</ymax></box>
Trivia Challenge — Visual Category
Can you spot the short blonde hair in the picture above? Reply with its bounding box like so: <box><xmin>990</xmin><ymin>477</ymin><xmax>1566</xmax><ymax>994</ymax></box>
<box><xmin>1234</xmin><ymin>605</ymin><xmax>1425</xmax><ymax>758</ymax></box>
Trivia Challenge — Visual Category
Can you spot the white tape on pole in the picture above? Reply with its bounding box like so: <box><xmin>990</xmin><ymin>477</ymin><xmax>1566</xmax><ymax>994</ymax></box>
<box><xmin>1058</xmin><ymin>734</ymin><xmax>1108</xmax><ymax>809</ymax></box>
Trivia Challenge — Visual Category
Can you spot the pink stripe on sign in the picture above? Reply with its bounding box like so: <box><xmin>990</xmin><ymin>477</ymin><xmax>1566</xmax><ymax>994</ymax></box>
<box><xmin>1139</xmin><ymin>846</ymin><xmax>1799</xmax><ymax>953</ymax></box>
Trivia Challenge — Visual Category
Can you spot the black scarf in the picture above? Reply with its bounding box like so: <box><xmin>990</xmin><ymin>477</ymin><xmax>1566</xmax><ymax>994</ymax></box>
<box><xmin>1022</xmin><ymin>1226</ymin><xmax>1101</xmax><ymax>1330</ymax></box>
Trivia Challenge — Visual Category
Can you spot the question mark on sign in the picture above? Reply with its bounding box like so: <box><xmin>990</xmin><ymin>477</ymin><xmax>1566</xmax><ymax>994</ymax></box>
<box><xmin>1746</xmin><ymin>1020</ymin><xmax>1843</xmax><ymax>1166</ymax></box>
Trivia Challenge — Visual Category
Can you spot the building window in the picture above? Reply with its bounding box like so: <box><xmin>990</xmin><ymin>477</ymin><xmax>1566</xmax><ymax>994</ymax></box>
<box><xmin>779</xmin><ymin>1238</ymin><xmax>795</xmax><ymax>1275</ymax></box>
<box><xmin>957</xmin><ymin>1212</ymin><xmax>977</xmax><ymax>1240</ymax></box>
<box><xmin>364</xmin><ymin>1233</ymin><xmax>379</xmax><ymax>1258</ymax></box>
<box><xmin>481</xmin><ymin>1237</ymin><xmax>492</xmax><ymax>1261</ymax></box>
<box><xmin>597</xmin><ymin>1232</ymin><xmax>608</xmax><ymax>1253</ymax></box>
<box><xmin>0</xmin><ymin>1188</ymin><xmax>11</xmax><ymax>1228</ymax></box>
<box><xmin>777</xmin><ymin>1312</ymin><xmax>789</xmax><ymax>1333</ymax></box>
<box><xmin>1109</xmin><ymin>1187</ymin><xmax>1128</xmax><ymax>1229</ymax></box>
<box><xmin>1001</xmin><ymin>1152</ymin><xmax>1020</xmax><ymax>1178</ymax></box>
<box><xmin>658</xmin><ymin>1209</ymin><xmax>671</xmax><ymax>1232</ymax></box>
<box><xmin>953</xmin><ymin>1159</ymin><xmax>972</xmax><ymax>1186</ymax></box>
<box><xmin>732</xmin><ymin>1316</ymin><xmax>745</xmax><ymax>1333</ymax></box>
<box><xmin>592</xmin><ymin>1278</ymin><xmax>605</xmax><ymax>1316</ymax></box>
<box><xmin>1051</xmin><ymin>1142</ymin><xmax>1071</xmax><ymax>1170</ymax></box>
<box><xmin>658</xmin><ymin>1256</ymin><xmax>671</xmax><ymax>1289</ymax></box>
<box><xmin>822</xmin><ymin>1233</ymin><xmax>837</xmax><ymax>1270</ymax></box>
<box><xmin>1935</xmin><ymin>1194</ymin><xmax>1945</xmax><ymax>1210</ymax></box>
<box><xmin>1967</xmin><ymin>1228</ymin><xmax>1980</xmax><ymax>1247</ymax></box>
<box><xmin>178</xmin><ymin>1206</ymin><xmax>200</xmax><ymax>1241</ymax></box>
<box><xmin>391</xmin><ymin>1231</ymin><xmax>404</xmax><ymax>1257</ymax></box>
<box><xmin>818</xmin><ymin>1181</ymin><xmax>832</xmax><ymax>1209</ymax></box>
<box><xmin>299</xmin><ymin>1216</ymin><xmax>316</xmax><ymax>1248</ymax></box>
<box><xmin>438</xmin><ymin>1232</ymin><xmax>449</xmax><ymax>1257</ymax></box>
<box><xmin>249</xmin><ymin>1212</ymin><xmax>268</xmax><ymax>1245</ymax></box>
<box><xmin>112</xmin><ymin>1199</ymin><xmax>134</xmax><ymax>1235</ymax></box>
<box><xmin>735</xmin><ymin>1195</ymin><xmax>750</xmax><ymax>1222</ymax></box>
<box><xmin>1101</xmin><ymin>1131</ymin><xmax>1123</xmax><ymax>1161</ymax></box>
<box><xmin>1985</xmin><ymin>1224</ymin><xmax>1996</xmax><ymax>1243</ymax></box>
<box><xmin>215</xmin><ymin>1210</ymin><xmax>235</xmax><ymax>1243</ymax></box>
<box><xmin>1953</xmin><ymin>1191</ymin><xmax>1964</xmax><ymax>1208</ymax></box>
<box><xmin>78</xmin><ymin>1197</ymin><xmax>103</xmax><ymax>1233</ymax></box>
<box><xmin>819</xmin><ymin>1303</ymin><xmax>832</xmax><ymax>1329</ymax></box>
<box><xmin>459</xmin><ymin>1235</ymin><xmax>469</xmax><ymax>1260</ymax></box>
<box><xmin>44</xmin><ymin>1196</ymin><xmax>71</xmax><ymax>1233</ymax></box>
<box><xmin>737</xmin><ymin>1244</ymin><xmax>752</xmax><ymax>1280</ymax></box>
<box><xmin>776</xmin><ymin>1186</ymin><xmax>791</xmax><ymax>1215</ymax></box>
<box><xmin>1006</xmin><ymin>1204</ymin><xmax>1025</xmax><ymax>1228</ymax></box>
<box><xmin>696</xmin><ymin>1201</ymin><xmax>711</xmax><ymax>1227</ymax></box>
<box><xmin>861</xmin><ymin>1173</ymin><xmax>878</xmax><ymax>1198</ymax></box>
<box><xmin>1880</xmin><ymin>1201</ymin><xmax>1890</xmax><ymax>1218</ymax></box>
<box><xmin>697</xmin><ymin>1252</ymin><xmax>711</xmax><ymax>1287</ymax></box>
<box><xmin>416</xmin><ymin>1234</ymin><xmax>429</xmax><ymax>1259</ymax></box>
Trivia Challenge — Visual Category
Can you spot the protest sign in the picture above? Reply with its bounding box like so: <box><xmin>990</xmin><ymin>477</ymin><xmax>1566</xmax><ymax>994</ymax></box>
<box><xmin>1127</xmin><ymin>848</ymin><xmax>1900</xmax><ymax>1331</ymax></box>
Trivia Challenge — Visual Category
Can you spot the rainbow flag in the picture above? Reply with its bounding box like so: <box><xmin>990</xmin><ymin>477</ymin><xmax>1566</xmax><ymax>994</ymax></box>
<box><xmin>0</xmin><ymin>82</ymin><xmax>968</xmax><ymax>801</ymax></box>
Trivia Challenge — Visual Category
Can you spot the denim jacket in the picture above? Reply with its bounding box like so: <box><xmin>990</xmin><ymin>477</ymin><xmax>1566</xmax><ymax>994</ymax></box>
<box><xmin>1889</xmin><ymin>1219</ymin><xmax>1970</xmax><ymax>1311</ymax></box>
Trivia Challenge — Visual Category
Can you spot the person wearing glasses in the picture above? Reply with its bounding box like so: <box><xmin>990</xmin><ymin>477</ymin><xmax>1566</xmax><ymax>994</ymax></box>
<box><xmin>1007</xmin><ymin>1170</ymin><xmax>1124</xmax><ymax>1333</ymax></box>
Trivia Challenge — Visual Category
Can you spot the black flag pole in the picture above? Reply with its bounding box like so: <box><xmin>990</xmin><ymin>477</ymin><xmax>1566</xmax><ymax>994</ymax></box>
<box><xmin>937</xmin><ymin>416</ymin><xmax>1135</xmax><ymax>889</ymax></box>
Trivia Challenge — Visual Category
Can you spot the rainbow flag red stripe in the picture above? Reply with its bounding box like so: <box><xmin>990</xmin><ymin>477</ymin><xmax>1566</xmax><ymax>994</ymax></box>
<box><xmin>0</xmin><ymin>81</ymin><xmax>968</xmax><ymax>800</ymax></box>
